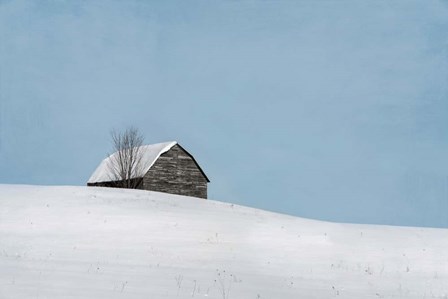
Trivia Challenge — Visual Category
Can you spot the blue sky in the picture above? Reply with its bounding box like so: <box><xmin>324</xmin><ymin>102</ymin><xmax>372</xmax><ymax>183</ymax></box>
<box><xmin>1</xmin><ymin>0</ymin><xmax>448</xmax><ymax>228</ymax></box>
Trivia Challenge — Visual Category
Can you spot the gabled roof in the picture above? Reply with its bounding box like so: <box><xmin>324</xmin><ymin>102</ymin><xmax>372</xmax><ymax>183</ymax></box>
<box><xmin>87</xmin><ymin>141</ymin><xmax>209</xmax><ymax>184</ymax></box>
<box><xmin>88</xmin><ymin>141</ymin><xmax>176</xmax><ymax>184</ymax></box>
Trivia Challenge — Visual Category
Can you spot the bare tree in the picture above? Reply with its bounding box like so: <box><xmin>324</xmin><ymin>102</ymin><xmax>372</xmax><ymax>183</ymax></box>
<box><xmin>107</xmin><ymin>127</ymin><xmax>145</xmax><ymax>189</ymax></box>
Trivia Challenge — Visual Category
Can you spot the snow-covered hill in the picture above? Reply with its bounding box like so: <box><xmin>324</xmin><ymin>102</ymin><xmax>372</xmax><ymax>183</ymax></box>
<box><xmin>0</xmin><ymin>185</ymin><xmax>447</xmax><ymax>299</ymax></box>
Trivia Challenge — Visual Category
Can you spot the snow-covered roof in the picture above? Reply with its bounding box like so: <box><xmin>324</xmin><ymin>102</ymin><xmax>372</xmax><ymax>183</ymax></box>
<box><xmin>88</xmin><ymin>141</ymin><xmax>177</xmax><ymax>184</ymax></box>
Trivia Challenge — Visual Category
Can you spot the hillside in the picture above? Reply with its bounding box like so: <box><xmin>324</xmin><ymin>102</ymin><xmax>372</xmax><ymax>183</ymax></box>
<box><xmin>0</xmin><ymin>185</ymin><xmax>447</xmax><ymax>298</ymax></box>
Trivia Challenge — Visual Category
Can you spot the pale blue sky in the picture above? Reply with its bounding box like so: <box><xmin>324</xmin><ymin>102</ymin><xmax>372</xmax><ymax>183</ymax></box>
<box><xmin>1</xmin><ymin>0</ymin><xmax>448</xmax><ymax>228</ymax></box>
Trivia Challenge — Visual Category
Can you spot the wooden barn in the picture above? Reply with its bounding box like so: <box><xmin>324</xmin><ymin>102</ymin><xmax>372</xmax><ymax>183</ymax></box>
<box><xmin>87</xmin><ymin>141</ymin><xmax>209</xmax><ymax>199</ymax></box>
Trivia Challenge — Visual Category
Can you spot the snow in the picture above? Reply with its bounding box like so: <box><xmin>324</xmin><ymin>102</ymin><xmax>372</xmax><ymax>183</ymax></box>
<box><xmin>0</xmin><ymin>184</ymin><xmax>447</xmax><ymax>299</ymax></box>
<box><xmin>87</xmin><ymin>141</ymin><xmax>177</xmax><ymax>183</ymax></box>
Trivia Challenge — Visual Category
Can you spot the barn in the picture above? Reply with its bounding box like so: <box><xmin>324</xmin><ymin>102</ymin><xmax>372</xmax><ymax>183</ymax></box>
<box><xmin>87</xmin><ymin>141</ymin><xmax>209</xmax><ymax>199</ymax></box>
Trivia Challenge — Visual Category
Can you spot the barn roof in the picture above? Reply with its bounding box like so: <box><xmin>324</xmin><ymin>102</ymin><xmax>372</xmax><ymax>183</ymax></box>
<box><xmin>88</xmin><ymin>141</ymin><xmax>176</xmax><ymax>184</ymax></box>
<box><xmin>87</xmin><ymin>141</ymin><xmax>210</xmax><ymax>184</ymax></box>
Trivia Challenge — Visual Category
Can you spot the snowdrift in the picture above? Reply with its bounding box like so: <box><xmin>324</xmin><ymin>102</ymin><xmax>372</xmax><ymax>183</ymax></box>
<box><xmin>0</xmin><ymin>185</ymin><xmax>447</xmax><ymax>298</ymax></box>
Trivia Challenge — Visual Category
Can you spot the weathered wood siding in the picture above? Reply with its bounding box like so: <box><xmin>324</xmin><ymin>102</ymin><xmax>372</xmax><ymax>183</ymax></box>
<box><xmin>142</xmin><ymin>145</ymin><xmax>208</xmax><ymax>199</ymax></box>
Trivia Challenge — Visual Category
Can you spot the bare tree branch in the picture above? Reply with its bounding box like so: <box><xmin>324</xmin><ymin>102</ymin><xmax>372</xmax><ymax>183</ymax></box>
<box><xmin>107</xmin><ymin>127</ymin><xmax>145</xmax><ymax>189</ymax></box>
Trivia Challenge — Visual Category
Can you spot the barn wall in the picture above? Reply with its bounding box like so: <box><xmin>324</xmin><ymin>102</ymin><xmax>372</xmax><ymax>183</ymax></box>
<box><xmin>142</xmin><ymin>145</ymin><xmax>207</xmax><ymax>199</ymax></box>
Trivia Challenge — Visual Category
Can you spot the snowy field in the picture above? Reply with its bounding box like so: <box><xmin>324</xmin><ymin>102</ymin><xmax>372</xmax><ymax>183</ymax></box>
<box><xmin>0</xmin><ymin>185</ymin><xmax>447</xmax><ymax>299</ymax></box>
